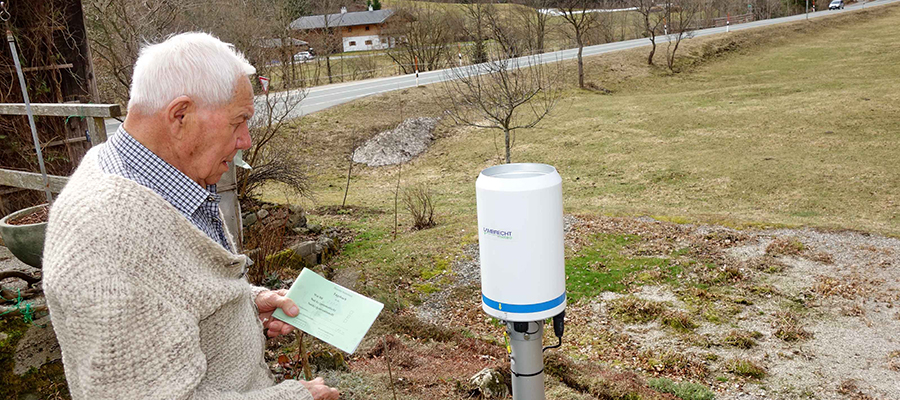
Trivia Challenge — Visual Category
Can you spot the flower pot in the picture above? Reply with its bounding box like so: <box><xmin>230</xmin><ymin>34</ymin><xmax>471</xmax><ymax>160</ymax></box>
<box><xmin>0</xmin><ymin>204</ymin><xmax>48</xmax><ymax>268</ymax></box>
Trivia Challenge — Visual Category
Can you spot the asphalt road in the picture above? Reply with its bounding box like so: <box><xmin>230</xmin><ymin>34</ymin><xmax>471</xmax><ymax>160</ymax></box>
<box><xmin>106</xmin><ymin>0</ymin><xmax>897</xmax><ymax>134</ymax></box>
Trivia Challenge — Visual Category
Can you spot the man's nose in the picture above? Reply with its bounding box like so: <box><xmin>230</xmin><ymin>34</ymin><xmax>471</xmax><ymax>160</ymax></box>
<box><xmin>237</xmin><ymin>126</ymin><xmax>252</xmax><ymax>150</ymax></box>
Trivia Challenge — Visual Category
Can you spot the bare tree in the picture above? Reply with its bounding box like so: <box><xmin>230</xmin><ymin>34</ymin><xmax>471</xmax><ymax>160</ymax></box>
<box><xmin>558</xmin><ymin>0</ymin><xmax>601</xmax><ymax>89</ymax></box>
<box><xmin>485</xmin><ymin>3</ymin><xmax>530</xmax><ymax>58</ymax></box>
<box><xmin>634</xmin><ymin>0</ymin><xmax>666</xmax><ymax>65</ymax></box>
<box><xmin>517</xmin><ymin>0</ymin><xmax>555</xmax><ymax>54</ymax></box>
<box><xmin>341</xmin><ymin>132</ymin><xmax>367</xmax><ymax>208</ymax></box>
<box><xmin>83</xmin><ymin>0</ymin><xmax>188</xmax><ymax>103</ymax></box>
<box><xmin>85</xmin><ymin>0</ymin><xmax>310</xmax><ymax>103</ymax></box>
<box><xmin>385</xmin><ymin>5</ymin><xmax>456</xmax><ymax>73</ymax></box>
<box><xmin>665</xmin><ymin>0</ymin><xmax>703</xmax><ymax>71</ymax></box>
<box><xmin>312</xmin><ymin>0</ymin><xmax>353</xmax><ymax>84</ymax></box>
<box><xmin>460</xmin><ymin>1</ymin><xmax>490</xmax><ymax>64</ymax></box>
<box><xmin>238</xmin><ymin>89</ymin><xmax>311</xmax><ymax>200</ymax></box>
<box><xmin>439</xmin><ymin>53</ymin><xmax>562</xmax><ymax>164</ymax></box>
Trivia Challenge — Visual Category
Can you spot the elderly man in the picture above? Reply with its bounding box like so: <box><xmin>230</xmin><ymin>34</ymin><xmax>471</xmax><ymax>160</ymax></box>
<box><xmin>43</xmin><ymin>33</ymin><xmax>339</xmax><ymax>400</ymax></box>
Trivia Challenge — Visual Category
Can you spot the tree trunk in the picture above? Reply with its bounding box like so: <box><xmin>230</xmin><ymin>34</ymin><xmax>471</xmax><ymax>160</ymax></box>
<box><xmin>504</xmin><ymin>128</ymin><xmax>511</xmax><ymax>164</ymax></box>
<box><xmin>668</xmin><ymin>39</ymin><xmax>680</xmax><ymax>71</ymax></box>
<box><xmin>646</xmin><ymin>14</ymin><xmax>656</xmax><ymax>65</ymax></box>
<box><xmin>326</xmin><ymin>55</ymin><xmax>333</xmax><ymax>84</ymax></box>
<box><xmin>576</xmin><ymin>31</ymin><xmax>585</xmax><ymax>89</ymax></box>
<box><xmin>536</xmin><ymin>27</ymin><xmax>545</xmax><ymax>54</ymax></box>
<box><xmin>342</xmin><ymin>157</ymin><xmax>353</xmax><ymax>207</ymax></box>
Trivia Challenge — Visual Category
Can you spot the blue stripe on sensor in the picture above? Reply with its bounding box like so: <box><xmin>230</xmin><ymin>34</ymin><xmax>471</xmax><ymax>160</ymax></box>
<box><xmin>482</xmin><ymin>293</ymin><xmax>566</xmax><ymax>313</ymax></box>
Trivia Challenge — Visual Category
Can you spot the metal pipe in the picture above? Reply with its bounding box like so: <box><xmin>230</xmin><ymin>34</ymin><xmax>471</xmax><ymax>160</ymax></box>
<box><xmin>507</xmin><ymin>320</ymin><xmax>545</xmax><ymax>400</ymax></box>
<box><xmin>8</xmin><ymin>30</ymin><xmax>53</xmax><ymax>204</ymax></box>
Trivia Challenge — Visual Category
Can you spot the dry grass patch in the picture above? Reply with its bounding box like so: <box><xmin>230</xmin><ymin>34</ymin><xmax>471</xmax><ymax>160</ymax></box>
<box><xmin>608</xmin><ymin>296</ymin><xmax>668</xmax><ymax>324</ymax></box>
<box><xmin>544</xmin><ymin>353</ymin><xmax>673</xmax><ymax>400</ymax></box>
<box><xmin>888</xmin><ymin>351</ymin><xmax>900</xmax><ymax>372</ymax></box>
<box><xmin>772</xmin><ymin>311</ymin><xmax>812</xmax><ymax>342</ymax></box>
<box><xmin>660</xmin><ymin>310</ymin><xmax>698</xmax><ymax>333</ymax></box>
<box><xmin>812</xmin><ymin>273</ymin><xmax>884</xmax><ymax>300</ymax></box>
<box><xmin>723</xmin><ymin>330</ymin><xmax>763</xmax><ymax>349</ymax></box>
<box><xmin>765</xmin><ymin>237</ymin><xmax>805</xmax><ymax>256</ymax></box>
<box><xmin>840</xmin><ymin>303</ymin><xmax>866</xmax><ymax>318</ymax></box>
<box><xmin>724</xmin><ymin>358</ymin><xmax>766</xmax><ymax>379</ymax></box>
<box><xmin>837</xmin><ymin>380</ymin><xmax>876</xmax><ymax>400</ymax></box>
<box><xmin>638</xmin><ymin>349</ymin><xmax>708</xmax><ymax>379</ymax></box>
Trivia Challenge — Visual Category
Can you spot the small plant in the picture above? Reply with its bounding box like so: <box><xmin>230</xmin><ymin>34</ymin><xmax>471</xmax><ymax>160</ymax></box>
<box><xmin>773</xmin><ymin>311</ymin><xmax>812</xmax><ymax>342</ymax></box>
<box><xmin>402</xmin><ymin>183</ymin><xmax>436</xmax><ymax>230</ymax></box>
<box><xmin>725</xmin><ymin>358</ymin><xmax>766</xmax><ymax>379</ymax></box>
<box><xmin>648</xmin><ymin>378</ymin><xmax>715</xmax><ymax>400</ymax></box>
<box><xmin>724</xmin><ymin>330</ymin><xmax>763</xmax><ymax>349</ymax></box>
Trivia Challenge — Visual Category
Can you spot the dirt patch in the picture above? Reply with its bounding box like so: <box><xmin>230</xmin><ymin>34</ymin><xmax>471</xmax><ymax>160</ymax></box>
<box><xmin>6</xmin><ymin>205</ymin><xmax>49</xmax><ymax>225</ymax></box>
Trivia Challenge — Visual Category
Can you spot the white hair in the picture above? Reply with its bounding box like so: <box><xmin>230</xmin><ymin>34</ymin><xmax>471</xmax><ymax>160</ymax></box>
<box><xmin>127</xmin><ymin>32</ymin><xmax>256</xmax><ymax>114</ymax></box>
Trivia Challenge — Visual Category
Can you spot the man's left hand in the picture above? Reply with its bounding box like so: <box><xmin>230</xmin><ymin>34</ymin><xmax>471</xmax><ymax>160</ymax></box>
<box><xmin>255</xmin><ymin>289</ymin><xmax>298</xmax><ymax>337</ymax></box>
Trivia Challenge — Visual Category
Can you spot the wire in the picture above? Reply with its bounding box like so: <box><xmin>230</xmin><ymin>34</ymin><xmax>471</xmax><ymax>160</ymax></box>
<box><xmin>542</xmin><ymin>336</ymin><xmax>562</xmax><ymax>353</ymax></box>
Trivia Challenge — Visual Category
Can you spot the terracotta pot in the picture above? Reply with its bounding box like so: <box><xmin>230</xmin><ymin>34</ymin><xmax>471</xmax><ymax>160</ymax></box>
<box><xmin>0</xmin><ymin>204</ymin><xmax>48</xmax><ymax>268</ymax></box>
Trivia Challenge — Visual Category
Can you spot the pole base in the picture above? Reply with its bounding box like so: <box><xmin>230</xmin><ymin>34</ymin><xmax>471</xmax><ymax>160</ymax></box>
<box><xmin>507</xmin><ymin>320</ymin><xmax>546</xmax><ymax>400</ymax></box>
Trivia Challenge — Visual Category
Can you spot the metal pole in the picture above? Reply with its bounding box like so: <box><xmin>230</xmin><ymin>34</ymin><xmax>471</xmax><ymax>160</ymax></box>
<box><xmin>8</xmin><ymin>30</ymin><xmax>53</xmax><ymax>204</ymax></box>
<box><xmin>806</xmin><ymin>0</ymin><xmax>810</xmax><ymax>20</ymax></box>
<box><xmin>507</xmin><ymin>321</ymin><xmax>545</xmax><ymax>400</ymax></box>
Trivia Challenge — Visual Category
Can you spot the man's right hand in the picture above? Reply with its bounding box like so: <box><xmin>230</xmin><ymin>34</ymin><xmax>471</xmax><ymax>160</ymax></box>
<box><xmin>301</xmin><ymin>377</ymin><xmax>340</xmax><ymax>400</ymax></box>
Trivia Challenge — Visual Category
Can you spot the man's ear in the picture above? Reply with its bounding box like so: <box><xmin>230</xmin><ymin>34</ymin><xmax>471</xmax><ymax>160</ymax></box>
<box><xmin>165</xmin><ymin>96</ymin><xmax>193</xmax><ymax>134</ymax></box>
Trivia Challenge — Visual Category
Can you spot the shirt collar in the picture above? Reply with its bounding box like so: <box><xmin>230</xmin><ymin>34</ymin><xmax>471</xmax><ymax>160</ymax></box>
<box><xmin>111</xmin><ymin>126</ymin><xmax>214</xmax><ymax>218</ymax></box>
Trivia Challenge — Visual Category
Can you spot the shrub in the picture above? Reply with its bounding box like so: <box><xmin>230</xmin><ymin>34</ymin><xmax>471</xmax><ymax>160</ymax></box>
<box><xmin>402</xmin><ymin>183</ymin><xmax>436</xmax><ymax>230</ymax></box>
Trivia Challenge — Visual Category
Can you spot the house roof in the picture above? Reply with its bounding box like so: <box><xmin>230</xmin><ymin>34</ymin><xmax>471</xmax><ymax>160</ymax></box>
<box><xmin>253</xmin><ymin>38</ymin><xmax>308</xmax><ymax>48</ymax></box>
<box><xmin>290</xmin><ymin>9</ymin><xmax>395</xmax><ymax>30</ymax></box>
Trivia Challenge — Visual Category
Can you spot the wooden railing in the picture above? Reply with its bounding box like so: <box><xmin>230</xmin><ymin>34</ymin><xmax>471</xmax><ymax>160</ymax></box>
<box><xmin>0</xmin><ymin>103</ymin><xmax>121</xmax><ymax>193</ymax></box>
<box><xmin>0</xmin><ymin>102</ymin><xmax>243</xmax><ymax>250</ymax></box>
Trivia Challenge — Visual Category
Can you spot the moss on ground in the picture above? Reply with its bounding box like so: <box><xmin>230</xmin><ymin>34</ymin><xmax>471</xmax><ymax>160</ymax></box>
<box><xmin>565</xmin><ymin>234</ymin><xmax>678</xmax><ymax>300</ymax></box>
<box><xmin>0</xmin><ymin>318</ymin><xmax>70</xmax><ymax>399</ymax></box>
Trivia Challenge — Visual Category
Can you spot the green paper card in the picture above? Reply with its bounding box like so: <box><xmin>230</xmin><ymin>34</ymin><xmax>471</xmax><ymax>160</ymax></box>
<box><xmin>272</xmin><ymin>268</ymin><xmax>384</xmax><ymax>354</ymax></box>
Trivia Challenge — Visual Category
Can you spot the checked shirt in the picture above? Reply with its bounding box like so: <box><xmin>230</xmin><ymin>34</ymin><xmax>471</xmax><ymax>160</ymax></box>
<box><xmin>97</xmin><ymin>126</ymin><xmax>232</xmax><ymax>251</ymax></box>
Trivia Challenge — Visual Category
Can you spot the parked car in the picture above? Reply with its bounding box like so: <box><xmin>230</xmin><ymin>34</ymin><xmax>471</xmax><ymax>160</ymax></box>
<box><xmin>293</xmin><ymin>51</ymin><xmax>315</xmax><ymax>62</ymax></box>
<box><xmin>829</xmin><ymin>0</ymin><xmax>844</xmax><ymax>9</ymax></box>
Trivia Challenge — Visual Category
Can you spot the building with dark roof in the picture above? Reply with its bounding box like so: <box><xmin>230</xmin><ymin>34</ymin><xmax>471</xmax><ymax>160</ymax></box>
<box><xmin>290</xmin><ymin>7</ymin><xmax>397</xmax><ymax>53</ymax></box>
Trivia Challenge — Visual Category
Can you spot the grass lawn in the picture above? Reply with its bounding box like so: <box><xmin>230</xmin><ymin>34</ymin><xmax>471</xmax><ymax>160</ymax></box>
<box><xmin>254</xmin><ymin>5</ymin><xmax>900</xmax><ymax>399</ymax></box>
<box><xmin>257</xmin><ymin>2</ymin><xmax>900</xmax><ymax>307</ymax></box>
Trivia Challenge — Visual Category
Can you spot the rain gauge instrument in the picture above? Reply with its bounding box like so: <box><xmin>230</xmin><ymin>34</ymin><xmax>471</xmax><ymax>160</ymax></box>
<box><xmin>476</xmin><ymin>163</ymin><xmax>566</xmax><ymax>400</ymax></box>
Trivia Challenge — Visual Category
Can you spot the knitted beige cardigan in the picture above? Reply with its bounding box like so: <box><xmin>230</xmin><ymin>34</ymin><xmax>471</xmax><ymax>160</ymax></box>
<box><xmin>43</xmin><ymin>148</ymin><xmax>313</xmax><ymax>400</ymax></box>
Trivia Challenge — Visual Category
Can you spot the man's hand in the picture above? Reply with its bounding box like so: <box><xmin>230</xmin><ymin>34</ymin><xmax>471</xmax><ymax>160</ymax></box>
<box><xmin>301</xmin><ymin>377</ymin><xmax>340</xmax><ymax>400</ymax></box>
<box><xmin>255</xmin><ymin>289</ymin><xmax>298</xmax><ymax>337</ymax></box>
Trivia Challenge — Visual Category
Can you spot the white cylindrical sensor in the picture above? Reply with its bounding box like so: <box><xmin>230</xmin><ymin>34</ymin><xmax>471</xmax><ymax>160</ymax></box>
<box><xmin>476</xmin><ymin>163</ymin><xmax>566</xmax><ymax>322</ymax></box>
